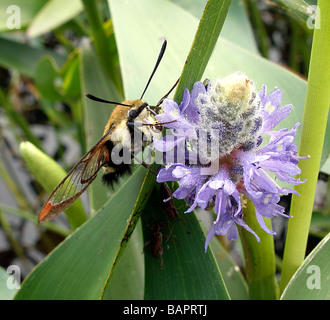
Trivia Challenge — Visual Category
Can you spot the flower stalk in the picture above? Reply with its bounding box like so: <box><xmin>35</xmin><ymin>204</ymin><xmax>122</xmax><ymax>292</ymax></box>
<box><xmin>239</xmin><ymin>199</ymin><xmax>278</xmax><ymax>300</ymax></box>
<box><xmin>280</xmin><ymin>0</ymin><xmax>330</xmax><ymax>292</ymax></box>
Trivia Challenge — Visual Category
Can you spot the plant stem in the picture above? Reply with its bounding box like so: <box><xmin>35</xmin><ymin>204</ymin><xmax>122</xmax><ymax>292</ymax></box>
<box><xmin>0</xmin><ymin>209</ymin><xmax>26</xmax><ymax>262</ymax></box>
<box><xmin>239</xmin><ymin>199</ymin><xmax>278</xmax><ymax>300</ymax></box>
<box><xmin>245</xmin><ymin>0</ymin><xmax>269</xmax><ymax>58</ymax></box>
<box><xmin>280</xmin><ymin>0</ymin><xmax>330</xmax><ymax>293</ymax></box>
<box><xmin>0</xmin><ymin>157</ymin><xmax>31</xmax><ymax>212</ymax></box>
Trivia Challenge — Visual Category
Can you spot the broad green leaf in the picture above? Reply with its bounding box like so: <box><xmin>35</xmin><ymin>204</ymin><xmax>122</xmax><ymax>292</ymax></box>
<box><xmin>208</xmin><ymin>235</ymin><xmax>249</xmax><ymax>300</ymax></box>
<box><xmin>196</xmin><ymin>205</ymin><xmax>249</xmax><ymax>299</ymax></box>
<box><xmin>0</xmin><ymin>0</ymin><xmax>47</xmax><ymax>32</ymax></box>
<box><xmin>27</xmin><ymin>0</ymin><xmax>83</xmax><ymax>38</ymax></box>
<box><xmin>142</xmin><ymin>188</ymin><xmax>229</xmax><ymax>300</ymax></box>
<box><xmin>108</xmin><ymin>0</ymin><xmax>191</xmax><ymax>101</ymax></box>
<box><xmin>172</xmin><ymin>0</ymin><xmax>259</xmax><ymax>54</ymax></box>
<box><xmin>174</xmin><ymin>0</ymin><xmax>232</xmax><ymax>102</ymax></box>
<box><xmin>102</xmin><ymin>220</ymin><xmax>145</xmax><ymax>300</ymax></box>
<box><xmin>14</xmin><ymin>167</ymin><xmax>152</xmax><ymax>300</ymax></box>
<box><xmin>0</xmin><ymin>36</ymin><xmax>66</xmax><ymax>78</ymax></box>
<box><xmin>281</xmin><ymin>233</ymin><xmax>330</xmax><ymax>300</ymax></box>
<box><xmin>220</xmin><ymin>0</ymin><xmax>258</xmax><ymax>54</ymax></box>
<box><xmin>0</xmin><ymin>266</ymin><xmax>17</xmax><ymax>300</ymax></box>
<box><xmin>99</xmin><ymin>168</ymin><xmax>157</xmax><ymax>299</ymax></box>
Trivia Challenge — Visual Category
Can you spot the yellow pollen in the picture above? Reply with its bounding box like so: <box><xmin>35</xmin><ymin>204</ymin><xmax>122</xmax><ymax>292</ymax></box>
<box><xmin>277</xmin><ymin>144</ymin><xmax>284</xmax><ymax>152</ymax></box>
<box><xmin>265</xmin><ymin>102</ymin><xmax>275</xmax><ymax>113</ymax></box>
<box><xmin>170</xmin><ymin>108</ymin><xmax>179</xmax><ymax>118</ymax></box>
<box><xmin>263</xmin><ymin>194</ymin><xmax>272</xmax><ymax>204</ymax></box>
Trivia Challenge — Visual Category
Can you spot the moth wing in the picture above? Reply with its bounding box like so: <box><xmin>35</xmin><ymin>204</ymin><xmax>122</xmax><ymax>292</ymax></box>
<box><xmin>38</xmin><ymin>126</ymin><xmax>114</xmax><ymax>223</ymax></box>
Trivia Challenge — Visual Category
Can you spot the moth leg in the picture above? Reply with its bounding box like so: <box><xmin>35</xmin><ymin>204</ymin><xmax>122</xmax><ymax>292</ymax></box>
<box><xmin>132</xmin><ymin>153</ymin><xmax>158</xmax><ymax>176</ymax></box>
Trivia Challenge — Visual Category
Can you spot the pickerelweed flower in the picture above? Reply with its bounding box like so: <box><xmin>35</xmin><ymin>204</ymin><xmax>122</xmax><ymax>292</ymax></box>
<box><xmin>154</xmin><ymin>72</ymin><xmax>308</xmax><ymax>251</ymax></box>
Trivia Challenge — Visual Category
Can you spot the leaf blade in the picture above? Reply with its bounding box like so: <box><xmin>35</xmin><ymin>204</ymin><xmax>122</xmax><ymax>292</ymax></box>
<box><xmin>142</xmin><ymin>189</ymin><xmax>229</xmax><ymax>300</ymax></box>
<box><xmin>281</xmin><ymin>233</ymin><xmax>330</xmax><ymax>300</ymax></box>
<box><xmin>14</xmin><ymin>167</ymin><xmax>150</xmax><ymax>300</ymax></box>
<box><xmin>174</xmin><ymin>0</ymin><xmax>232</xmax><ymax>102</ymax></box>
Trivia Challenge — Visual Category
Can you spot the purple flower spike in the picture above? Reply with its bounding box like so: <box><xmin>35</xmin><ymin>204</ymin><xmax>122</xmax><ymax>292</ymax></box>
<box><xmin>154</xmin><ymin>73</ymin><xmax>307</xmax><ymax>251</ymax></box>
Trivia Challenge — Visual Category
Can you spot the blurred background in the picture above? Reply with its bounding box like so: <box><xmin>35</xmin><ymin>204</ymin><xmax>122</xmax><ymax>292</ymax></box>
<box><xmin>0</xmin><ymin>0</ymin><xmax>328</xmax><ymax>281</ymax></box>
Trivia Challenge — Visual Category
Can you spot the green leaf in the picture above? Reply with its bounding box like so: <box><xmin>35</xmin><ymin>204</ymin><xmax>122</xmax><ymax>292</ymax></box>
<box><xmin>14</xmin><ymin>167</ymin><xmax>152</xmax><ymax>300</ymax></box>
<box><xmin>172</xmin><ymin>0</ymin><xmax>258</xmax><ymax>54</ymax></box>
<box><xmin>102</xmin><ymin>220</ymin><xmax>145</xmax><ymax>300</ymax></box>
<box><xmin>142</xmin><ymin>188</ymin><xmax>229</xmax><ymax>300</ymax></box>
<box><xmin>0</xmin><ymin>36</ymin><xmax>66</xmax><ymax>78</ymax></box>
<box><xmin>220</xmin><ymin>0</ymin><xmax>258</xmax><ymax>54</ymax></box>
<box><xmin>281</xmin><ymin>233</ymin><xmax>330</xmax><ymax>300</ymax></box>
<box><xmin>27</xmin><ymin>0</ymin><xmax>83</xmax><ymax>38</ymax></box>
<box><xmin>108</xmin><ymin>0</ymin><xmax>191</xmax><ymax>101</ymax></box>
<box><xmin>99</xmin><ymin>168</ymin><xmax>157</xmax><ymax>299</ymax></box>
<box><xmin>208</xmin><ymin>235</ymin><xmax>249</xmax><ymax>300</ymax></box>
<box><xmin>195</xmin><ymin>210</ymin><xmax>248</xmax><ymax>299</ymax></box>
<box><xmin>174</xmin><ymin>0</ymin><xmax>232</xmax><ymax>102</ymax></box>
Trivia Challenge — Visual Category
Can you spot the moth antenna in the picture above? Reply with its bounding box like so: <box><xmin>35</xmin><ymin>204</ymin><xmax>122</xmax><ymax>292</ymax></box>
<box><xmin>140</xmin><ymin>39</ymin><xmax>167</xmax><ymax>100</ymax></box>
<box><xmin>155</xmin><ymin>77</ymin><xmax>180</xmax><ymax>108</ymax></box>
<box><xmin>85</xmin><ymin>94</ymin><xmax>131</xmax><ymax>107</ymax></box>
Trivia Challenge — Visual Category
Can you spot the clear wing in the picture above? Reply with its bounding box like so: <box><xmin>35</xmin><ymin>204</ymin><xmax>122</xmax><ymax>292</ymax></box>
<box><xmin>38</xmin><ymin>127</ymin><xmax>113</xmax><ymax>223</ymax></box>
